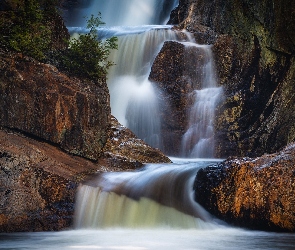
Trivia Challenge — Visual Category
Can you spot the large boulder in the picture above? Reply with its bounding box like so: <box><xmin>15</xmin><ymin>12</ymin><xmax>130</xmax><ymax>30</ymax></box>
<box><xmin>194</xmin><ymin>143</ymin><xmax>295</xmax><ymax>232</ymax></box>
<box><xmin>0</xmin><ymin>50</ymin><xmax>110</xmax><ymax>161</ymax></box>
<box><xmin>103</xmin><ymin>116</ymin><xmax>171</xmax><ymax>167</ymax></box>
<box><xmin>0</xmin><ymin>129</ymin><xmax>103</xmax><ymax>232</ymax></box>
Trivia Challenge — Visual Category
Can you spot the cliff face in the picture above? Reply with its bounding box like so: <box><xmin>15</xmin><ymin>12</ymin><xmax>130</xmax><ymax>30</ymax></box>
<box><xmin>194</xmin><ymin>143</ymin><xmax>295</xmax><ymax>232</ymax></box>
<box><xmin>170</xmin><ymin>0</ymin><xmax>295</xmax><ymax>157</ymax></box>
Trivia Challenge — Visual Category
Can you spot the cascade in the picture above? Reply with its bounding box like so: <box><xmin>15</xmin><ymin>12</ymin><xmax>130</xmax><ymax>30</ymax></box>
<box><xmin>69</xmin><ymin>0</ymin><xmax>223</xmax><ymax>229</ymax></box>
<box><xmin>106</xmin><ymin>28</ymin><xmax>190</xmax><ymax>148</ymax></box>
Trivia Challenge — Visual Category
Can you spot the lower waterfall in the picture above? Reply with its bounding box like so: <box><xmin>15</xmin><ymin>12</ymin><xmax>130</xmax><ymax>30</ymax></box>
<box><xmin>74</xmin><ymin>158</ymin><xmax>221</xmax><ymax>229</ymax></box>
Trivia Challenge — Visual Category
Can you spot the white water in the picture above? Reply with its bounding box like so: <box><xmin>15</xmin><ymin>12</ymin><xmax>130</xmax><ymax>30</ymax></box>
<box><xmin>64</xmin><ymin>0</ymin><xmax>179</xmax><ymax>27</ymax></box>
<box><xmin>106</xmin><ymin>28</ymin><xmax>192</xmax><ymax>148</ymax></box>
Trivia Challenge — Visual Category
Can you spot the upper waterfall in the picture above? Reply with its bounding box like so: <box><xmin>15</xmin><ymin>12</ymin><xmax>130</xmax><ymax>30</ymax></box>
<box><xmin>64</xmin><ymin>0</ymin><xmax>179</xmax><ymax>27</ymax></box>
<box><xmin>64</xmin><ymin>0</ymin><xmax>222</xmax><ymax>158</ymax></box>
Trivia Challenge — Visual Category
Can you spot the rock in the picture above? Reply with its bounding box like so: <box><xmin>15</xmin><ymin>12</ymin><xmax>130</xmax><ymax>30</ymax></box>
<box><xmin>169</xmin><ymin>0</ymin><xmax>295</xmax><ymax>157</ymax></box>
<box><xmin>0</xmin><ymin>129</ymin><xmax>104</xmax><ymax>232</ymax></box>
<box><xmin>103</xmin><ymin>116</ymin><xmax>171</xmax><ymax>168</ymax></box>
<box><xmin>0</xmin><ymin>50</ymin><xmax>111</xmax><ymax>161</ymax></box>
<box><xmin>194</xmin><ymin>143</ymin><xmax>295</xmax><ymax>232</ymax></box>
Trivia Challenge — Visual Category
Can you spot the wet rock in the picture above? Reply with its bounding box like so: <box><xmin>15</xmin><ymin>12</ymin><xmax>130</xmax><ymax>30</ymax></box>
<box><xmin>103</xmin><ymin>116</ymin><xmax>171</xmax><ymax>169</ymax></box>
<box><xmin>194</xmin><ymin>143</ymin><xmax>295</xmax><ymax>232</ymax></box>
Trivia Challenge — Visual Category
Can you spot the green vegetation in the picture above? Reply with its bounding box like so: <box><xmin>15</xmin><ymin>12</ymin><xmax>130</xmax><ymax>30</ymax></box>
<box><xmin>0</xmin><ymin>0</ymin><xmax>54</xmax><ymax>60</ymax></box>
<box><xmin>60</xmin><ymin>14</ymin><xmax>118</xmax><ymax>80</ymax></box>
<box><xmin>0</xmin><ymin>0</ymin><xmax>118</xmax><ymax>81</ymax></box>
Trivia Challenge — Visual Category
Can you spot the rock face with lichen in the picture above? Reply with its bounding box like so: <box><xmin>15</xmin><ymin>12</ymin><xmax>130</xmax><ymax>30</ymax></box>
<box><xmin>169</xmin><ymin>0</ymin><xmax>295</xmax><ymax>157</ymax></box>
<box><xmin>194</xmin><ymin>143</ymin><xmax>295</xmax><ymax>232</ymax></box>
<box><xmin>166</xmin><ymin>0</ymin><xmax>295</xmax><ymax>233</ymax></box>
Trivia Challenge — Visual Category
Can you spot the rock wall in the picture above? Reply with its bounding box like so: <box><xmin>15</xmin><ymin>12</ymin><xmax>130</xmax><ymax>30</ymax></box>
<box><xmin>168</xmin><ymin>0</ymin><xmax>295</xmax><ymax>232</ymax></box>
<box><xmin>0</xmin><ymin>129</ymin><xmax>99</xmax><ymax>232</ymax></box>
<box><xmin>194</xmin><ymin>143</ymin><xmax>295</xmax><ymax>232</ymax></box>
<box><xmin>169</xmin><ymin>0</ymin><xmax>295</xmax><ymax>157</ymax></box>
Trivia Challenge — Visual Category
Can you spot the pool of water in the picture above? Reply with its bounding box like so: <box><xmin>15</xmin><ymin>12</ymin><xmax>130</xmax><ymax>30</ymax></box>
<box><xmin>1</xmin><ymin>228</ymin><xmax>295</xmax><ymax>250</ymax></box>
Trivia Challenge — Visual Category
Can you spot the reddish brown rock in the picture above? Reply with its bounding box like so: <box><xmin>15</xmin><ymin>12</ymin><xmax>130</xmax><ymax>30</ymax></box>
<box><xmin>0</xmin><ymin>50</ymin><xmax>111</xmax><ymax>161</ymax></box>
<box><xmin>194</xmin><ymin>143</ymin><xmax>295</xmax><ymax>232</ymax></box>
<box><xmin>103</xmin><ymin>116</ymin><xmax>171</xmax><ymax>168</ymax></box>
<box><xmin>0</xmin><ymin>129</ymin><xmax>104</xmax><ymax>232</ymax></box>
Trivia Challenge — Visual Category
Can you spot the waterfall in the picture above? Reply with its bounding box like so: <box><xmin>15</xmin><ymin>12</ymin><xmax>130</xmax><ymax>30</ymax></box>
<box><xmin>181</xmin><ymin>43</ymin><xmax>223</xmax><ymax>158</ymax></box>
<box><xmin>74</xmin><ymin>159</ymin><xmax>220</xmax><ymax>229</ymax></box>
<box><xmin>66</xmin><ymin>0</ymin><xmax>222</xmax><ymax>156</ymax></box>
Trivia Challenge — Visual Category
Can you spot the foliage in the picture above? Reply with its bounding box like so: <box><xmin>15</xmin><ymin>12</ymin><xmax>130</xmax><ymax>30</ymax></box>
<box><xmin>0</xmin><ymin>0</ymin><xmax>54</xmax><ymax>60</ymax></box>
<box><xmin>60</xmin><ymin>14</ymin><xmax>118</xmax><ymax>80</ymax></box>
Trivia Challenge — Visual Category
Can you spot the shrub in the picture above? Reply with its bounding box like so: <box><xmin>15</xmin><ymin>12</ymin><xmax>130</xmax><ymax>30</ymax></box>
<box><xmin>60</xmin><ymin>14</ymin><xmax>118</xmax><ymax>81</ymax></box>
<box><xmin>0</xmin><ymin>0</ymin><xmax>53</xmax><ymax>60</ymax></box>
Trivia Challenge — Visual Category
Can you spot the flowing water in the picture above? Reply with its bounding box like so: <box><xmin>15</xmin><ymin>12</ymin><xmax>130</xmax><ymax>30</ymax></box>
<box><xmin>2</xmin><ymin>1</ymin><xmax>294</xmax><ymax>249</ymax></box>
<box><xmin>1</xmin><ymin>159</ymin><xmax>295</xmax><ymax>249</ymax></box>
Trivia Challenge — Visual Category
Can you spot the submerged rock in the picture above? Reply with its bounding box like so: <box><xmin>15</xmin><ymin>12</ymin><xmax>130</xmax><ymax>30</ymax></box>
<box><xmin>194</xmin><ymin>143</ymin><xmax>295</xmax><ymax>232</ymax></box>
